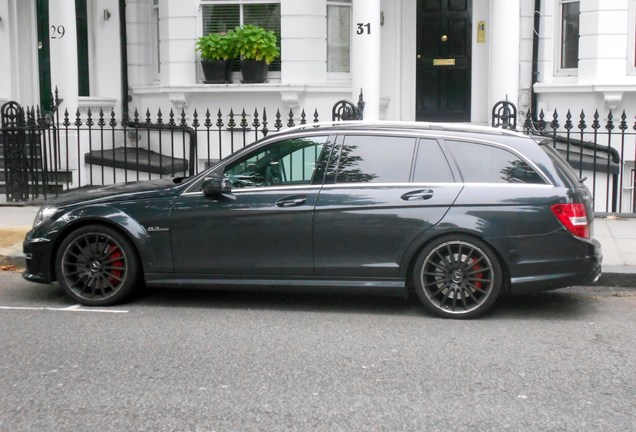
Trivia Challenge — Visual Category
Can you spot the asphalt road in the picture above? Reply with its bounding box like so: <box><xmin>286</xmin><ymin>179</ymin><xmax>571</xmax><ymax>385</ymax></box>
<box><xmin>1</xmin><ymin>272</ymin><xmax>635</xmax><ymax>432</ymax></box>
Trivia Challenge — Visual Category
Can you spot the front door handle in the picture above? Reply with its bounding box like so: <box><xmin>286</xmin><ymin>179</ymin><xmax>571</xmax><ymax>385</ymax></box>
<box><xmin>275</xmin><ymin>195</ymin><xmax>307</xmax><ymax>207</ymax></box>
<box><xmin>401</xmin><ymin>189</ymin><xmax>434</xmax><ymax>201</ymax></box>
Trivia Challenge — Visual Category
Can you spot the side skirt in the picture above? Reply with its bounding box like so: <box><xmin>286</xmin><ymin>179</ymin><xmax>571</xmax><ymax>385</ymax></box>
<box><xmin>144</xmin><ymin>274</ymin><xmax>407</xmax><ymax>296</ymax></box>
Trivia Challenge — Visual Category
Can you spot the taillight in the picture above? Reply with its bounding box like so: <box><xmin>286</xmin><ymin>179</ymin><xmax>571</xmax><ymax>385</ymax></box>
<box><xmin>551</xmin><ymin>203</ymin><xmax>590</xmax><ymax>238</ymax></box>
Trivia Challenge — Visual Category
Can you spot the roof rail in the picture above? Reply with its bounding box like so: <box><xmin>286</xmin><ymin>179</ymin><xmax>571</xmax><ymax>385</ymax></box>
<box><xmin>281</xmin><ymin>120</ymin><xmax>528</xmax><ymax>137</ymax></box>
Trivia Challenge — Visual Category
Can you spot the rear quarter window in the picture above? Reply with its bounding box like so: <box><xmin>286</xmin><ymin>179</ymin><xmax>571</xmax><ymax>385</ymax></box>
<box><xmin>539</xmin><ymin>142</ymin><xmax>581</xmax><ymax>187</ymax></box>
<box><xmin>446</xmin><ymin>140</ymin><xmax>545</xmax><ymax>184</ymax></box>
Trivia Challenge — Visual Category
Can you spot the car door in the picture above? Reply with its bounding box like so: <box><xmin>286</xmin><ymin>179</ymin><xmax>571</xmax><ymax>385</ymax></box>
<box><xmin>313</xmin><ymin>134</ymin><xmax>463</xmax><ymax>278</ymax></box>
<box><xmin>170</xmin><ymin>135</ymin><xmax>331</xmax><ymax>276</ymax></box>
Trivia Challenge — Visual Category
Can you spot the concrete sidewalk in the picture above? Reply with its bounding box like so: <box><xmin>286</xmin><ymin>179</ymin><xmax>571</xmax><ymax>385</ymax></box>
<box><xmin>0</xmin><ymin>204</ymin><xmax>635</xmax><ymax>287</ymax></box>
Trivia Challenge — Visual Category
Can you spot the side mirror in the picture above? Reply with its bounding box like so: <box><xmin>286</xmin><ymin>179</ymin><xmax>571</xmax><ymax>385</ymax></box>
<box><xmin>201</xmin><ymin>175</ymin><xmax>231</xmax><ymax>197</ymax></box>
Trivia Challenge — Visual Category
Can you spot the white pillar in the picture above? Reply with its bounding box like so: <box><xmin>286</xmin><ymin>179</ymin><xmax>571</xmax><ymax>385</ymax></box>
<box><xmin>0</xmin><ymin>0</ymin><xmax>13</xmax><ymax>102</ymax></box>
<box><xmin>161</xmin><ymin>1</ymin><xmax>197</xmax><ymax>86</ymax></box>
<box><xmin>48</xmin><ymin>0</ymin><xmax>79</xmax><ymax>115</ymax></box>
<box><xmin>488</xmin><ymin>0</ymin><xmax>521</xmax><ymax>120</ymax></box>
<box><xmin>351</xmin><ymin>0</ymin><xmax>381</xmax><ymax>120</ymax></box>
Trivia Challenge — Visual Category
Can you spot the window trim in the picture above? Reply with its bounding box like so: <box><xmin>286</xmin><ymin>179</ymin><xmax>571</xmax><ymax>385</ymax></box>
<box><xmin>554</xmin><ymin>0</ymin><xmax>580</xmax><ymax>76</ymax></box>
<box><xmin>198</xmin><ymin>0</ymin><xmax>282</xmax><ymax>81</ymax></box>
<box><xmin>326</xmin><ymin>0</ymin><xmax>352</xmax><ymax>80</ymax></box>
<box><xmin>150</xmin><ymin>0</ymin><xmax>161</xmax><ymax>83</ymax></box>
<box><xmin>629</xmin><ymin>0</ymin><xmax>636</xmax><ymax>75</ymax></box>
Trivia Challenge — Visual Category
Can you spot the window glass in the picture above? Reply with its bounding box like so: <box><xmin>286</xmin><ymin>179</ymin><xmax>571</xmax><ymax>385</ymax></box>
<box><xmin>413</xmin><ymin>139</ymin><xmax>454</xmax><ymax>182</ymax></box>
<box><xmin>327</xmin><ymin>1</ymin><xmax>351</xmax><ymax>73</ymax></box>
<box><xmin>560</xmin><ymin>0</ymin><xmax>580</xmax><ymax>69</ymax></box>
<box><xmin>334</xmin><ymin>136</ymin><xmax>416</xmax><ymax>184</ymax></box>
<box><xmin>201</xmin><ymin>1</ymin><xmax>281</xmax><ymax>72</ymax></box>
<box><xmin>447</xmin><ymin>141</ymin><xmax>545</xmax><ymax>184</ymax></box>
<box><xmin>539</xmin><ymin>142</ymin><xmax>580</xmax><ymax>187</ymax></box>
<box><xmin>223</xmin><ymin>136</ymin><xmax>328</xmax><ymax>188</ymax></box>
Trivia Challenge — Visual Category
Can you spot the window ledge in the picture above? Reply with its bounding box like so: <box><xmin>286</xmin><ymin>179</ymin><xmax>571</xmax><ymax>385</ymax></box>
<box><xmin>534</xmin><ymin>83</ymin><xmax>636</xmax><ymax>93</ymax></box>
<box><xmin>77</xmin><ymin>97</ymin><xmax>118</xmax><ymax>113</ymax></box>
<box><xmin>132</xmin><ymin>83</ymin><xmax>352</xmax><ymax>95</ymax></box>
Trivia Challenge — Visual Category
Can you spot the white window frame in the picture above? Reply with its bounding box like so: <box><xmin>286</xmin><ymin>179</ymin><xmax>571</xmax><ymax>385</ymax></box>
<box><xmin>629</xmin><ymin>0</ymin><xmax>636</xmax><ymax>75</ymax></box>
<box><xmin>326</xmin><ymin>0</ymin><xmax>352</xmax><ymax>81</ymax></box>
<box><xmin>198</xmin><ymin>0</ymin><xmax>282</xmax><ymax>80</ymax></box>
<box><xmin>555</xmin><ymin>0</ymin><xmax>580</xmax><ymax>76</ymax></box>
<box><xmin>150</xmin><ymin>0</ymin><xmax>161</xmax><ymax>82</ymax></box>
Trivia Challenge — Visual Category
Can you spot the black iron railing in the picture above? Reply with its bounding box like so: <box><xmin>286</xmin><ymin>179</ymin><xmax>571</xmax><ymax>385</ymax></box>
<box><xmin>1</xmin><ymin>91</ymin><xmax>364</xmax><ymax>202</ymax></box>
<box><xmin>522</xmin><ymin>109</ymin><xmax>635</xmax><ymax>215</ymax></box>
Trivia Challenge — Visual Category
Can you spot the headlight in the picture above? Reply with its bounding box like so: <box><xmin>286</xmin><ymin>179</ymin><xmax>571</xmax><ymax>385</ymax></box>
<box><xmin>33</xmin><ymin>205</ymin><xmax>58</xmax><ymax>228</ymax></box>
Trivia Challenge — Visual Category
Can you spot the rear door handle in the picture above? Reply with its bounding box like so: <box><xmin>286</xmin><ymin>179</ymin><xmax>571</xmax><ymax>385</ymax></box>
<box><xmin>401</xmin><ymin>189</ymin><xmax>434</xmax><ymax>201</ymax></box>
<box><xmin>275</xmin><ymin>195</ymin><xmax>307</xmax><ymax>207</ymax></box>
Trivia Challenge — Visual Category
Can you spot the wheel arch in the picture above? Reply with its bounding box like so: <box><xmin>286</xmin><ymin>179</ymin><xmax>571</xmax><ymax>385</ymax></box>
<box><xmin>48</xmin><ymin>207</ymin><xmax>150</xmax><ymax>282</ymax></box>
<box><xmin>401</xmin><ymin>229</ymin><xmax>512</xmax><ymax>295</ymax></box>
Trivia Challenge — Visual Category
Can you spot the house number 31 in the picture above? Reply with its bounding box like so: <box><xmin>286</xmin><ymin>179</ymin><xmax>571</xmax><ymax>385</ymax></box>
<box><xmin>356</xmin><ymin>23</ymin><xmax>371</xmax><ymax>35</ymax></box>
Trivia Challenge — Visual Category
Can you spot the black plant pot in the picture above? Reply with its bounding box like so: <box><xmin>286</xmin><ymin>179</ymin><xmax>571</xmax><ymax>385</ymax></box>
<box><xmin>240</xmin><ymin>59</ymin><xmax>269</xmax><ymax>83</ymax></box>
<box><xmin>201</xmin><ymin>59</ymin><xmax>233</xmax><ymax>84</ymax></box>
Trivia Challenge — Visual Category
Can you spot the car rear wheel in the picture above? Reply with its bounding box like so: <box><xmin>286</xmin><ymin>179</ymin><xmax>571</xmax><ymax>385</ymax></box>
<box><xmin>413</xmin><ymin>235</ymin><xmax>502</xmax><ymax>319</ymax></box>
<box><xmin>55</xmin><ymin>225</ymin><xmax>139</xmax><ymax>306</ymax></box>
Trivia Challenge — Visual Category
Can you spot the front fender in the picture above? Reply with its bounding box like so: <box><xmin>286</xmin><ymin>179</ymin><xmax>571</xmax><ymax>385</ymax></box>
<box><xmin>49</xmin><ymin>205</ymin><xmax>154</xmax><ymax>273</ymax></box>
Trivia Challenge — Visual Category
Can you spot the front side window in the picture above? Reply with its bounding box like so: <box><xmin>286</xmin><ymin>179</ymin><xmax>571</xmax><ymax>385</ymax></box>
<box><xmin>447</xmin><ymin>141</ymin><xmax>545</xmax><ymax>184</ymax></box>
<box><xmin>332</xmin><ymin>136</ymin><xmax>416</xmax><ymax>184</ymax></box>
<box><xmin>327</xmin><ymin>0</ymin><xmax>351</xmax><ymax>73</ymax></box>
<box><xmin>223</xmin><ymin>136</ymin><xmax>328</xmax><ymax>189</ymax></box>
<box><xmin>559</xmin><ymin>0</ymin><xmax>580</xmax><ymax>71</ymax></box>
<box><xmin>201</xmin><ymin>0</ymin><xmax>281</xmax><ymax>72</ymax></box>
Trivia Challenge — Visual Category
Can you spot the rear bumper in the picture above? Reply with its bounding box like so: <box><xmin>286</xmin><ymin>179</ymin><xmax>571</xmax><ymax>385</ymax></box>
<box><xmin>501</xmin><ymin>235</ymin><xmax>602</xmax><ymax>295</ymax></box>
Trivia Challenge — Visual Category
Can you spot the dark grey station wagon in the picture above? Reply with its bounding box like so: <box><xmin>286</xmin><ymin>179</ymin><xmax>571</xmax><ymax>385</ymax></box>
<box><xmin>23</xmin><ymin>122</ymin><xmax>602</xmax><ymax>318</ymax></box>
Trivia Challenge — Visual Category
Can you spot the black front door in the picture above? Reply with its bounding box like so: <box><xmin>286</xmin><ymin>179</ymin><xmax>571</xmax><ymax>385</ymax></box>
<box><xmin>416</xmin><ymin>0</ymin><xmax>472</xmax><ymax>122</ymax></box>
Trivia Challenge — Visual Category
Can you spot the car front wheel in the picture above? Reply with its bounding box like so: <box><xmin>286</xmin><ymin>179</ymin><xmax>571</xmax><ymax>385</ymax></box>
<box><xmin>413</xmin><ymin>235</ymin><xmax>502</xmax><ymax>319</ymax></box>
<box><xmin>55</xmin><ymin>225</ymin><xmax>139</xmax><ymax>306</ymax></box>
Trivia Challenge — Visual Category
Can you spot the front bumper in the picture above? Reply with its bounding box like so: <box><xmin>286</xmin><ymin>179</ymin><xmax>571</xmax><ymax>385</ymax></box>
<box><xmin>22</xmin><ymin>231</ymin><xmax>55</xmax><ymax>284</ymax></box>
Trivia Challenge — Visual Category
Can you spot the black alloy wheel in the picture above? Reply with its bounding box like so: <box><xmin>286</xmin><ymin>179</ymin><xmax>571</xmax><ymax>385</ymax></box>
<box><xmin>55</xmin><ymin>225</ymin><xmax>139</xmax><ymax>306</ymax></box>
<box><xmin>414</xmin><ymin>236</ymin><xmax>502</xmax><ymax>319</ymax></box>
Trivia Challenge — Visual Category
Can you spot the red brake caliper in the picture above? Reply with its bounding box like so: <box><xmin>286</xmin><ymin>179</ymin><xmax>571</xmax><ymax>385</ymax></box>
<box><xmin>108</xmin><ymin>245</ymin><xmax>124</xmax><ymax>286</ymax></box>
<box><xmin>471</xmin><ymin>259</ymin><xmax>483</xmax><ymax>291</ymax></box>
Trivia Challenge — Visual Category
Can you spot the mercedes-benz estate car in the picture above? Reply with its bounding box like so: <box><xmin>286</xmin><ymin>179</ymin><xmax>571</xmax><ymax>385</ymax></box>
<box><xmin>23</xmin><ymin>122</ymin><xmax>602</xmax><ymax>318</ymax></box>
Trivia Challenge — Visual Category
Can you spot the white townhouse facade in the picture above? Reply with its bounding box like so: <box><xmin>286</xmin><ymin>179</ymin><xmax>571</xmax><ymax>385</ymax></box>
<box><xmin>0</xmin><ymin>0</ymin><xmax>635</xmax><ymax>211</ymax></box>
<box><xmin>1</xmin><ymin>0</ymin><xmax>635</xmax><ymax>123</ymax></box>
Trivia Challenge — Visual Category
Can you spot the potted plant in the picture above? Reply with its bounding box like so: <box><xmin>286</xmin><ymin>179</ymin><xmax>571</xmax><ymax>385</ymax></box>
<box><xmin>196</xmin><ymin>31</ymin><xmax>238</xmax><ymax>83</ymax></box>
<box><xmin>233</xmin><ymin>24</ymin><xmax>280</xmax><ymax>83</ymax></box>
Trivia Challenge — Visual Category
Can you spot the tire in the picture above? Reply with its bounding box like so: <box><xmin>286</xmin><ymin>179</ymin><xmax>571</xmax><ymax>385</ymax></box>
<box><xmin>413</xmin><ymin>235</ymin><xmax>502</xmax><ymax>319</ymax></box>
<box><xmin>55</xmin><ymin>224</ymin><xmax>140</xmax><ymax>306</ymax></box>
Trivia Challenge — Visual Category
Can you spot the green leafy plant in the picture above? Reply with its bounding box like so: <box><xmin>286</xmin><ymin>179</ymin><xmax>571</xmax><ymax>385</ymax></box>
<box><xmin>195</xmin><ymin>31</ymin><xmax>238</xmax><ymax>61</ymax></box>
<box><xmin>233</xmin><ymin>24</ymin><xmax>280</xmax><ymax>64</ymax></box>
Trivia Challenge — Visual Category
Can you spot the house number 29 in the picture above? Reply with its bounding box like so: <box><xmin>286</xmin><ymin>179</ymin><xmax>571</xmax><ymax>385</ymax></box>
<box><xmin>356</xmin><ymin>23</ymin><xmax>371</xmax><ymax>35</ymax></box>
<box><xmin>50</xmin><ymin>25</ymin><xmax>66</xmax><ymax>39</ymax></box>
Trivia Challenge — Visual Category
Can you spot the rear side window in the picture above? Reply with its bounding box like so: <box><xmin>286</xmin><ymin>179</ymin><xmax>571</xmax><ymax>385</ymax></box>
<box><xmin>447</xmin><ymin>140</ymin><xmax>545</xmax><ymax>184</ymax></box>
<box><xmin>413</xmin><ymin>139</ymin><xmax>454</xmax><ymax>182</ymax></box>
<box><xmin>334</xmin><ymin>135</ymin><xmax>416</xmax><ymax>184</ymax></box>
